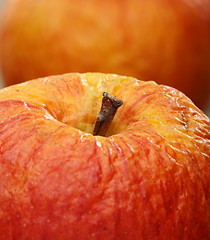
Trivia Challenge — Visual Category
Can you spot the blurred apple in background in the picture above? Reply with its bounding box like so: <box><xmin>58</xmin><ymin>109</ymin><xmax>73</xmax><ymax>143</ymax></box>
<box><xmin>0</xmin><ymin>0</ymin><xmax>210</xmax><ymax>109</ymax></box>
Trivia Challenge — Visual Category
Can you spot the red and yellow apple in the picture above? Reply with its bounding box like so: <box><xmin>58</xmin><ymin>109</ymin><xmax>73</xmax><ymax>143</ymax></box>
<box><xmin>0</xmin><ymin>72</ymin><xmax>209</xmax><ymax>240</ymax></box>
<box><xmin>0</xmin><ymin>0</ymin><xmax>210</xmax><ymax>109</ymax></box>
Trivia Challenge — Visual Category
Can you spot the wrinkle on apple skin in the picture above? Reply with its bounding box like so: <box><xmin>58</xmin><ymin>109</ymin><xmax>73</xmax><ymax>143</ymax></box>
<box><xmin>110</xmin><ymin>132</ymin><xmax>210</xmax><ymax>239</ymax></box>
<box><xmin>0</xmin><ymin>73</ymin><xmax>209</xmax><ymax>240</ymax></box>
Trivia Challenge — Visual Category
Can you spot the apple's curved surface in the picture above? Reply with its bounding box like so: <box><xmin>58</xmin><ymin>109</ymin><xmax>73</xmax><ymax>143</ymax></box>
<box><xmin>0</xmin><ymin>0</ymin><xmax>210</xmax><ymax>109</ymax></box>
<box><xmin>0</xmin><ymin>73</ymin><xmax>209</xmax><ymax>240</ymax></box>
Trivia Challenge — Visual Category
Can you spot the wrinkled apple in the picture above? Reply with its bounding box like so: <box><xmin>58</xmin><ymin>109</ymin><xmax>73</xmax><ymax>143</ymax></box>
<box><xmin>0</xmin><ymin>73</ymin><xmax>209</xmax><ymax>240</ymax></box>
<box><xmin>0</xmin><ymin>0</ymin><xmax>210</xmax><ymax>109</ymax></box>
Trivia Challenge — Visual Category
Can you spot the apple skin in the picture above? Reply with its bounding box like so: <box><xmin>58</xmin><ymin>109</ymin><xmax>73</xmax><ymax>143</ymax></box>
<box><xmin>0</xmin><ymin>0</ymin><xmax>210</xmax><ymax>110</ymax></box>
<box><xmin>0</xmin><ymin>72</ymin><xmax>209</xmax><ymax>240</ymax></box>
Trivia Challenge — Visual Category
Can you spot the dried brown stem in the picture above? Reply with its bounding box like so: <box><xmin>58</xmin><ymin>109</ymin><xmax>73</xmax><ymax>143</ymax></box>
<box><xmin>93</xmin><ymin>92</ymin><xmax>123</xmax><ymax>137</ymax></box>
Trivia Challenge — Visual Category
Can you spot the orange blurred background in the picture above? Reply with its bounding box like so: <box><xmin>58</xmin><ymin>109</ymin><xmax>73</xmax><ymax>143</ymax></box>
<box><xmin>0</xmin><ymin>0</ymin><xmax>209</xmax><ymax>116</ymax></box>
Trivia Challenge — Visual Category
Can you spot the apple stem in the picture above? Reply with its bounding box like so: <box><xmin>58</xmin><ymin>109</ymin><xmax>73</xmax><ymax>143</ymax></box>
<box><xmin>93</xmin><ymin>92</ymin><xmax>123</xmax><ymax>137</ymax></box>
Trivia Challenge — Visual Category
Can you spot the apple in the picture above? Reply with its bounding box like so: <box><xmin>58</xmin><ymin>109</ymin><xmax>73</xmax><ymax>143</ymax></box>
<box><xmin>0</xmin><ymin>0</ymin><xmax>210</xmax><ymax>110</ymax></box>
<box><xmin>0</xmin><ymin>72</ymin><xmax>209</xmax><ymax>240</ymax></box>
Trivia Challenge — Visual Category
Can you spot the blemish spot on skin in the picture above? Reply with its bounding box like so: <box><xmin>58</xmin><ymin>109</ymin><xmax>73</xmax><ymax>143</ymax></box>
<box><xmin>23</xmin><ymin>175</ymin><xmax>27</xmax><ymax>181</ymax></box>
<box><xmin>102</xmin><ymin>226</ymin><xmax>108</xmax><ymax>231</ymax></box>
